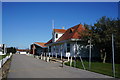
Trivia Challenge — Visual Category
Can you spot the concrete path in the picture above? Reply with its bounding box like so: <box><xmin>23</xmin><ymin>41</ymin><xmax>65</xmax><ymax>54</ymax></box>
<box><xmin>8</xmin><ymin>54</ymin><xmax>113</xmax><ymax>78</ymax></box>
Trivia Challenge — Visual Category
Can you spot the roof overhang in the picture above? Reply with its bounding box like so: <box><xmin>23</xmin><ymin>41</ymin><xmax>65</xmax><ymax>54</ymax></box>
<box><xmin>55</xmin><ymin>32</ymin><xmax>65</xmax><ymax>34</ymax></box>
<box><xmin>34</xmin><ymin>43</ymin><xmax>47</xmax><ymax>48</ymax></box>
<box><xmin>46</xmin><ymin>38</ymin><xmax>82</xmax><ymax>46</ymax></box>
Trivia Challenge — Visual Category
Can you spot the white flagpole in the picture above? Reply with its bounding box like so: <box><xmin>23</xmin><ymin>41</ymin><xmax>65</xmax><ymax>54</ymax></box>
<box><xmin>112</xmin><ymin>34</ymin><xmax>115</xmax><ymax>77</ymax></box>
<box><xmin>52</xmin><ymin>19</ymin><xmax>54</xmax><ymax>30</ymax></box>
<box><xmin>51</xmin><ymin>19</ymin><xmax>54</xmax><ymax>58</ymax></box>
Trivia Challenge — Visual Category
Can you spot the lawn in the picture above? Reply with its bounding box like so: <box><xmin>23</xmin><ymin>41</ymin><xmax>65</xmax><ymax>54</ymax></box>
<box><xmin>0</xmin><ymin>53</ymin><xmax>10</xmax><ymax>60</ymax></box>
<box><xmin>65</xmin><ymin>60</ymin><xmax>120</xmax><ymax>78</ymax></box>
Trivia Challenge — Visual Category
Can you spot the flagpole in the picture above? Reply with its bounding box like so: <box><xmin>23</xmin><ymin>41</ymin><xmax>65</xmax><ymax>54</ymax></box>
<box><xmin>52</xmin><ymin>19</ymin><xmax>54</xmax><ymax>58</ymax></box>
<box><xmin>52</xmin><ymin>19</ymin><xmax>54</xmax><ymax>30</ymax></box>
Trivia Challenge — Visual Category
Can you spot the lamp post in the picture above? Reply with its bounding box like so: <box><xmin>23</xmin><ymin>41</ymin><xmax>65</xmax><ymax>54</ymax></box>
<box><xmin>74</xmin><ymin>41</ymin><xmax>77</xmax><ymax>68</ymax></box>
<box><xmin>112</xmin><ymin>34</ymin><xmax>115</xmax><ymax>77</ymax></box>
<box><xmin>88</xmin><ymin>38</ymin><xmax>92</xmax><ymax>70</ymax></box>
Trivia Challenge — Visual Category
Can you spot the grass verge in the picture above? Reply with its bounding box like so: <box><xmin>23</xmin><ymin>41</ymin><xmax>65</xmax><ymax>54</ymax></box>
<box><xmin>64</xmin><ymin>60</ymin><xmax>120</xmax><ymax>78</ymax></box>
<box><xmin>0</xmin><ymin>53</ymin><xmax>10</xmax><ymax>60</ymax></box>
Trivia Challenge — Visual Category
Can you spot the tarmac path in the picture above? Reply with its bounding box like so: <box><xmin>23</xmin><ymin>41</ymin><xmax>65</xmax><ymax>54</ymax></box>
<box><xmin>7</xmin><ymin>54</ymin><xmax>113</xmax><ymax>78</ymax></box>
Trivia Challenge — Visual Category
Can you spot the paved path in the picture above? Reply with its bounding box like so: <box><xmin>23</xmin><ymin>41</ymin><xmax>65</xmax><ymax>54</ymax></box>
<box><xmin>8</xmin><ymin>54</ymin><xmax>113</xmax><ymax>78</ymax></box>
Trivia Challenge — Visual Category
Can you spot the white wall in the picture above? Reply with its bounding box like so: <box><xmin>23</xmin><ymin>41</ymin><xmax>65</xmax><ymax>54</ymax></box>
<box><xmin>49</xmin><ymin>41</ymin><xmax>100</xmax><ymax>58</ymax></box>
<box><xmin>0</xmin><ymin>52</ymin><xmax>2</xmax><ymax>55</ymax></box>
<box><xmin>20</xmin><ymin>52</ymin><xmax>27</xmax><ymax>54</ymax></box>
<box><xmin>53</xmin><ymin>32</ymin><xmax>64</xmax><ymax>42</ymax></box>
<box><xmin>0</xmin><ymin>53</ymin><xmax>12</xmax><ymax>68</ymax></box>
<box><xmin>0</xmin><ymin>44</ymin><xmax>2</xmax><ymax>47</ymax></box>
<box><xmin>50</xmin><ymin>43</ymin><xmax>74</xmax><ymax>57</ymax></box>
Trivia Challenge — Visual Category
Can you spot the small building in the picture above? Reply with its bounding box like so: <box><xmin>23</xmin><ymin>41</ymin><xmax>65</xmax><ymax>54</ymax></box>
<box><xmin>30</xmin><ymin>42</ymin><xmax>47</xmax><ymax>56</ymax></box>
<box><xmin>17</xmin><ymin>49</ymin><xmax>29</xmax><ymax>54</ymax></box>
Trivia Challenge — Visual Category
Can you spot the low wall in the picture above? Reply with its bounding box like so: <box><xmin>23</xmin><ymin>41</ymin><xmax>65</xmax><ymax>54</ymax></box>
<box><xmin>0</xmin><ymin>53</ymin><xmax>12</xmax><ymax>68</ymax></box>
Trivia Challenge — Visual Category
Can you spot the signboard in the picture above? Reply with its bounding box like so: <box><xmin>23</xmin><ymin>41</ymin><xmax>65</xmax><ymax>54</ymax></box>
<box><xmin>66</xmin><ymin>53</ymin><xmax>70</xmax><ymax>57</ymax></box>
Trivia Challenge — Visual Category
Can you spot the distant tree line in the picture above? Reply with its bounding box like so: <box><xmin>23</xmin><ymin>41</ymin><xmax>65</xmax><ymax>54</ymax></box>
<box><xmin>82</xmin><ymin>16</ymin><xmax>120</xmax><ymax>63</ymax></box>
<box><xmin>6</xmin><ymin>47</ymin><xmax>17</xmax><ymax>54</ymax></box>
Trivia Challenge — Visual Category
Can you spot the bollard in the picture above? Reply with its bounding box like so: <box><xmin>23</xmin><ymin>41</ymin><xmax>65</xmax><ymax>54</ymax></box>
<box><xmin>43</xmin><ymin>54</ymin><xmax>45</xmax><ymax>60</ymax></box>
<box><xmin>49</xmin><ymin>53</ymin><xmax>50</xmax><ymax>62</ymax></box>
<box><xmin>43</xmin><ymin>53</ymin><xmax>45</xmax><ymax>60</ymax></box>
<box><xmin>61</xmin><ymin>59</ymin><xmax>64</xmax><ymax>67</ymax></box>
<box><xmin>41</xmin><ymin>54</ymin><xmax>42</xmax><ymax>59</ymax></box>
<box><xmin>47</xmin><ymin>57</ymin><xmax>49</xmax><ymax>62</ymax></box>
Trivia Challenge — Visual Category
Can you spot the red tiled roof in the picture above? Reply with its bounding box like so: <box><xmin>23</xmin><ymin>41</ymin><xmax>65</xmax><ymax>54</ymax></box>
<box><xmin>45</xmin><ymin>24</ymin><xmax>87</xmax><ymax>45</ymax></box>
<box><xmin>34</xmin><ymin>42</ymin><xmax>46</xmax><ymax>47</ymax></box>
<box><xmin>45</xmin><ymin>39</ymin><xmax>52</xmax><ymax>45</ymax></box>
<box><xmin>57</xmin><ymin>24</ymin><xmax>86</xmax><ymax>42</ymax></box>
<box><xmin>54</xmin><ymin>29</ymin><xmax>66</xmax><ymax>33</ymax></box>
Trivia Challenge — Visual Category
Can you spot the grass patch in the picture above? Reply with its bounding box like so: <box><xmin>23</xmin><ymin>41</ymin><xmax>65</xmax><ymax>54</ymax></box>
<box><xmin>64</xmin><ymin>60</ymin><xmax>120</xmax><ymax>78</ymax></box>
<box><xmin>0</xmin><ymin>53</ymin><xmax>10</xmax><ymax>60</ymax></box>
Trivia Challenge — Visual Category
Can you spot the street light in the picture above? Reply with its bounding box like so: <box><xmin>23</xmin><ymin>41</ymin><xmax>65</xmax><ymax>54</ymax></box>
<box><xmin>112</xmin><ymin>34</ymin><xmax>115</xmax><ymax>77</ymax></box>
<box><xmin>88</xmin><ymin>38</ymin><xmax>92</xmax><ymax>70</ymax></box>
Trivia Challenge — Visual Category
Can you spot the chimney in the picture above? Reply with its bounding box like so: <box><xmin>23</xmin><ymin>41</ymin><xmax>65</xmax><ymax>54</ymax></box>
<box><xmin>62</xmin><ymin>26</ymin><xmax>65</xmax><ymax>29</ymax></box>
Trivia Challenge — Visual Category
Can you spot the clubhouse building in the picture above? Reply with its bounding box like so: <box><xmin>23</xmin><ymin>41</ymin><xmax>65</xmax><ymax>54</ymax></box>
<box><xmin>31</xmin><ymin>24</ymin><xmax>100</xmax><ymax>59</ymax></box>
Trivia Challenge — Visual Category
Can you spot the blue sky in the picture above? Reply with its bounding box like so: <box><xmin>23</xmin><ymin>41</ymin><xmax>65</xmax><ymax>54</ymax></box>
<box><xmin>2</xmin><ymin>2</ymin><xmax>118</xmax><ymax>49</ymax></box>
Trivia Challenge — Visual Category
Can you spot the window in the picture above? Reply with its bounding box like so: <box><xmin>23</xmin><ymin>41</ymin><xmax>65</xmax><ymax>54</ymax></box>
<box><xmin>56</xmin><ymin>46</ymin><xmax>59</xmax><ymax>53</ymax></box>
<box><xmin>56</xmin><ymin>34</ymin><xmax>58</xmax><ymax>38</ymax></box>
<box><xmin>0</xmin><ymin>48</ymin><xmax>2</xmax><ymax>52</ymax></box>
<box><xmin>67</xmin><ymin>43</ymin><xmax>70</xmax><ymax>52</ymax></box>
<box><xmin>69</xmin><ymin>29</ymin><xmax>73</xmax><ymax>33</ymax></box>
<box><xmin>49</xmin><ymin>46</ymin><xmax>51</xmax><ymax>52</ymax></box>
<box><xmin>54</xmin><ymin>46</ymin><xmax>55</xmax><ymax>51</ymax></box>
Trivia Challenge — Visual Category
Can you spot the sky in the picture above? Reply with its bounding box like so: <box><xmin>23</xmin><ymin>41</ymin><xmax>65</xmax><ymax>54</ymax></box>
<box><xmin>2</xmin><ymin>2</ymin><xmax>118</xmax><ymax>49</ymax></box>
<box><xmin>0</xmin><ymin>1</ymin><xmax>2</xmax><ymax>44</ymax></box>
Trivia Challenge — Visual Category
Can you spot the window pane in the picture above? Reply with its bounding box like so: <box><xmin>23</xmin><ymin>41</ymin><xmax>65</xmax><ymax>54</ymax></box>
<box><xmin>67</xmin><ymin>43</ymin><xmax>70</xmax><ymax>52</ymax></box>
<box><xmin>56</xmin><ymin>34</ymin><xmax>58</xmax><ymax>38</ymax></box>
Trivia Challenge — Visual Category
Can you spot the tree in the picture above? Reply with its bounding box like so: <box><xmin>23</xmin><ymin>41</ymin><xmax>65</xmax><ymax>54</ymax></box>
<box><xmin>6</xmin><ymin>47</ymin><xmax>17</xmax><ymax>54</ymax></box>
<box><xmin>91</xmin><ymin>16</ymin><xmax>119</xmax><ymax>63</ymax></box>
<box><xmin>81</xmin><ymin>16</ymin><xmax>120</xmax><ymax>63</ymax></box>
